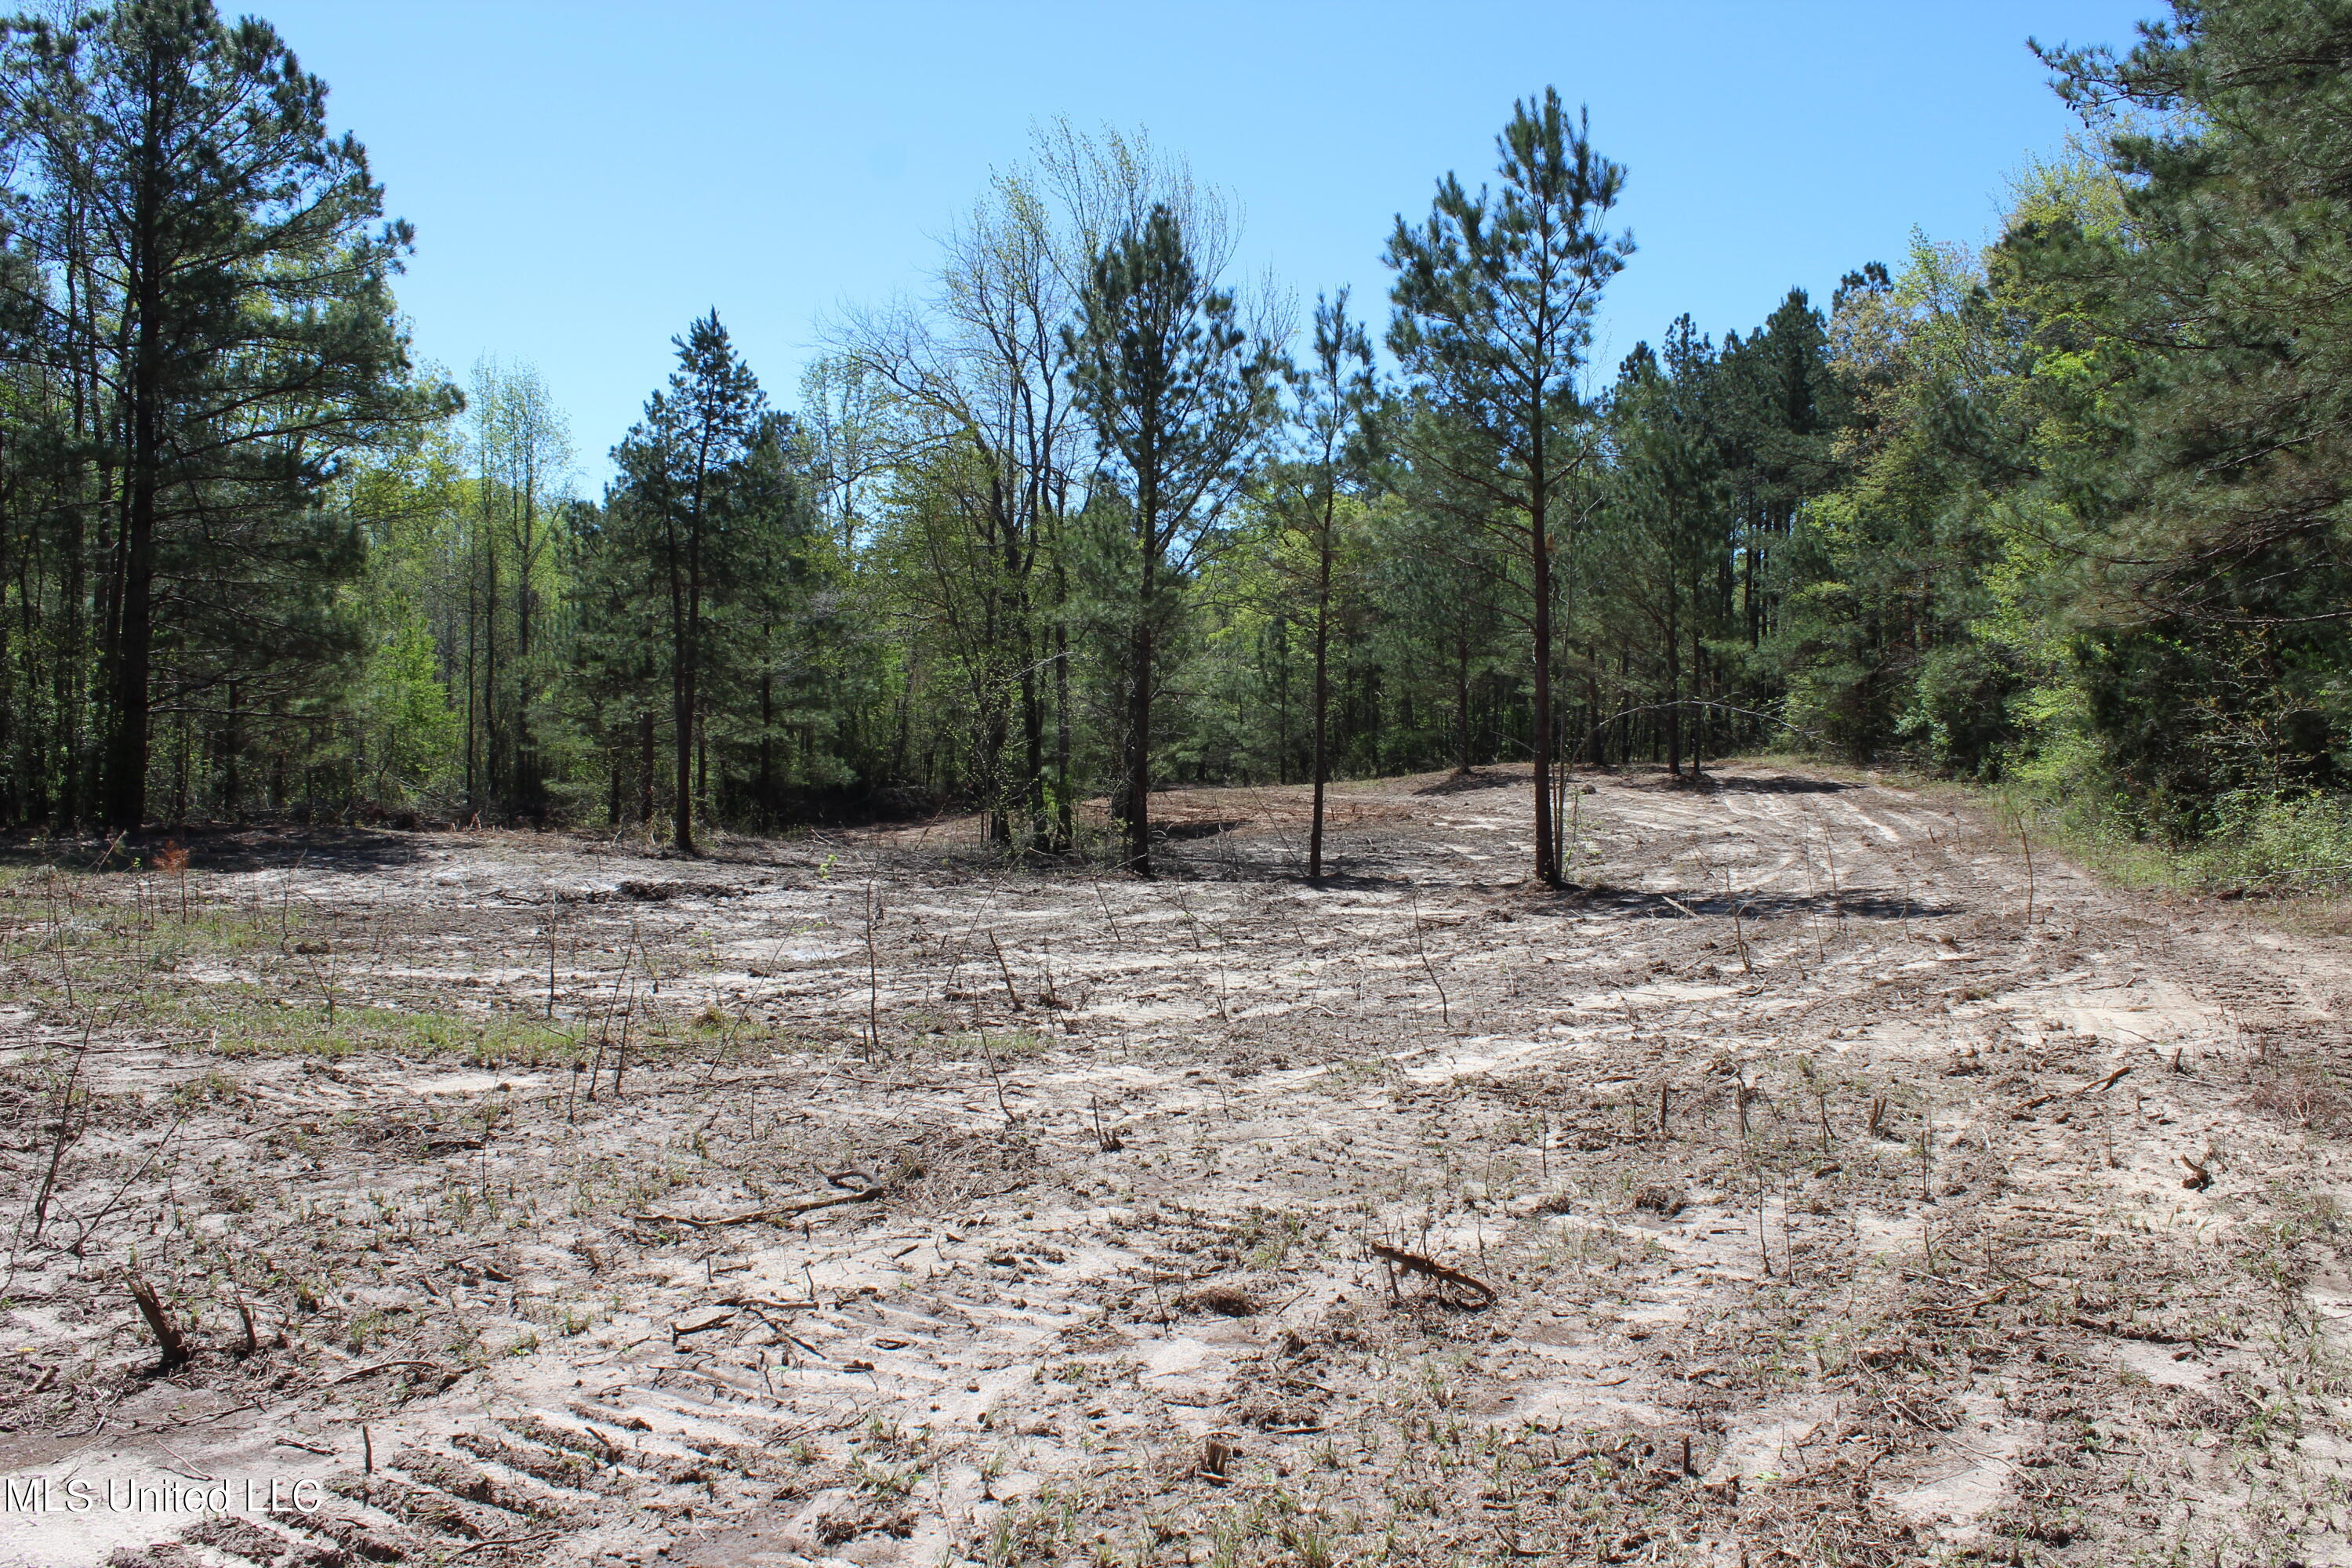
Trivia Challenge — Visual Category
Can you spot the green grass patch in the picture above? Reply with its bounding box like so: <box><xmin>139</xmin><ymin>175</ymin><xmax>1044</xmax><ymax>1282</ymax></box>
<box><xmin>938</xmin><ymin>1028</ymin><xmax>1055</xmax><ymax>1058</ymax></box>
<box><xmin>134</xmin><ymin>988</ymin><xmax>591</xmax><ymax>1065</ymax></box>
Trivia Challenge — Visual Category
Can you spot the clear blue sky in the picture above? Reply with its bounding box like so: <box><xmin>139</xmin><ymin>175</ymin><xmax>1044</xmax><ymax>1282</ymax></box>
<box><xmin>262</xmin><ymin>0</ymin><xmax>2158</xmax><ymax>486</ymax></box>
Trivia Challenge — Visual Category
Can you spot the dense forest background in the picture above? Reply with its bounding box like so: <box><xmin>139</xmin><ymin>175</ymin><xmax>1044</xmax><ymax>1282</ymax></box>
<box><xmin>1</xmin><ymin>0</ymin><xmax>2345</xmax><ymax>887</ymax></box>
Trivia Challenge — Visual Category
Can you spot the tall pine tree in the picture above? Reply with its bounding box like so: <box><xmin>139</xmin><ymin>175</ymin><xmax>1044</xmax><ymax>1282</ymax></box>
<box><xmin>3</xmin><ymin>0</ymin><xmax>449</xmax><ymax>826</ymax></box>
<box><xmin>1387</xmin><ymin>88</ymin><xmax>1630</xmax><ymax>884</ymax></box>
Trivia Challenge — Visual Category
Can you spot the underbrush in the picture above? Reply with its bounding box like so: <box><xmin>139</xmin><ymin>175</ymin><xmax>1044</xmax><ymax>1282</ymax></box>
<box><xmin>1808</xmin><ymin>723</ymin><xmax>2352</xmax><ymax>903</ymax></box>
<box><xmin>1999</xmin><ymin>770</ymin><xmax>2352</xmax><ymax>897</ymax></box>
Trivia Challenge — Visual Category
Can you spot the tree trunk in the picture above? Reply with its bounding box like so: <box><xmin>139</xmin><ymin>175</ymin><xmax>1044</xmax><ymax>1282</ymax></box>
<box><xmin>514</xmin><ymin>488</ymin><xmax>538</xmax><ymax>811</ymax></box>
<box><xmin>669</xmin><ymin>493</ymin><xmax>699</xmax><ymax>854</ymax></box>
<box><xmin>982</xmin><ymin>686</ymin><xmax>1011</xmax><ymax>848</ymax></box>
<box><xmin>1664</xmin><ymin>569</ymin><xmax>1682</xmax><ymax>779</ymax></box>
<box><xmin>637</xmin><ymin>709</ymin><xmax>656</xmax><ymax>823</ymax></box>
<box><xmin>463</xmin><ymin>563</ymin><xmax>478</xmax><ymax>814</ymax></box>
<box><xmin>758</xmin><ymin>671</ymin><xmax>775</xmax><ymax>826</ymax></box>
<box><xmin>673</xmin><ymin>644</ymin><xmax>695</xmax><ymax>852</ymax></box>
<box><xmin>1021</xmin><ymin>651</ymin><xmax>1046</xmax><ymax>849</ymax></box>
<box><xmin>171</xmin><ymin>717</ymin><xmax>188</xmax><ymax>825</ymax></box>
<box><xmin>1744</xmin><ymin>510</ymin><xmax>1762</xmax><ymax>648</ymax></box>
<box><xmin>1455</xmin><ymin>628</ymin><xmax>1472</xmax><ymax>775</ymax></box>
<box><xmin>1308</xmin><ymin>518</ymin><xmax>1334</xmax><ymax>880</ymax></box>
<box><xmin>1530</xmin><ymin>483</ymin><xmax>1556</xmax><ymax>885</ymax></box>
<box><xmin>105</xmin><ymin>412</ymin><xmax>156</xmax><ymax>827</ymax></box>
<box><xmin>482</xmin><ymin>530</ymin><xmax>499</xmax><ymax>810</ymax></box>
<box><xmin>223</xmin><ymin>681</ymin><xmax>240</xmax><ymax>819</ymax></box>
<box><xmin>1052</xmin><ymin>614</ymin><xmax>1073</xmax><ymax>853</ymax></box>
<box><xmin>1691</xmin><ymin>597</ymin><xmax>1706</xmax><ymax>776</ymax></box>
<box><xmin>104</xmin><ymin>168</ymin><xmax>165</xmax><ymax>829</ymax></box>
<box><xmin>1123</xmin><ymin>561</ymin><xmax>1156</xmax><ymax>877</ymax></box>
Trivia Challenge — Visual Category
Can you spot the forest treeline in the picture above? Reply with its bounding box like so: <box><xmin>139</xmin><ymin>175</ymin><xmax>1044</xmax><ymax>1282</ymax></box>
<box><xmin>1</xmin><ymin>0</ymin><xmax>2346</xmax><ymax>884</ymax></box>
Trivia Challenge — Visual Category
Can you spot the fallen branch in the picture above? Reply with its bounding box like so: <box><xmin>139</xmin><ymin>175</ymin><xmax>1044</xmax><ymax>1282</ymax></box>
<box><xmin>447</xmin><ymin>1529</ymin><xmax>564</xmax><ymax>1561</ymax></box>
<box><xmin>1368</xmin><ymin>1241</ymin><xmax>1496</xmax><ymax>1305</ymax></box>
<box><xmin>2070</xmin><ymin>1316</ymin><xmax>2234</xmax><ymax>1349</ymax></box>
<box><xmin>670</xmin><ymin>1310</ymin><xmax>735</xmax><ymax>1341</ymax></box>
<box><xmin>630</xmin><ymin>1184</ymin><xmax>887</xmax><ymax>1229</ymax></box>
<box><xmin>1921</xmin><ymin>1281</ymin><xmax>2016</xmax><ymax>1319</ymax></box>
<box><xmin>2072</xmin><ymin>1064</ymin><xmax>2133</xmax><ymax>1097</ymax></box>
<box><xmin>712</xmin><ymin>1293</ymin><xmax>817</xmax><ymax>1312</ymax></box>
<box><xmin>325</xmin><ymin>1359</ymin><xmax>442</xmax><ymax>1385</ymax></box>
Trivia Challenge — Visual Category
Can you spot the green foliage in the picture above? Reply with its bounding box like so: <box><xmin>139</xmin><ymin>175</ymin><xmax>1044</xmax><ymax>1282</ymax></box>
<box><xmin>1387</xmin><ymin>86</ymin><xmax>1630</xmax><ymax>881</ymax></box>
<box><xmin>2</xmin><ymin>6</ymin><xmax>2345</xmax><ymax>896</ymax></box>
<box><xmin>1069</xmin><ymin>199</ymin><xmax>1281</xmax><ymax>871</ymax></box>
<box><xmin>1759</xmin><ymin>238</ymin><xmax>2034</xmax><ymax>776</ymax></box>
<box><xmin>578</xmin><ymin>316</ymin><xmax>831</xmax><ymax>842</ymax></box>
<box><xmin>0</xmin><ymin>0</ymin><xmax>456</xmax><ymax>827</ymax></box>
<box><xmin>1994</xmin><ymin>1</ymin><xmax>2352</xmax><ymax>831</ymax></box>
<box><xmin>354</xmin><ymin>617</ymin><xmax>462</xmax><ymax>804</ymax></box>
<box><xmin>1740</xmin><ymin>0</ymin><xmax>2352</xmax><ymax>876</ymax></box>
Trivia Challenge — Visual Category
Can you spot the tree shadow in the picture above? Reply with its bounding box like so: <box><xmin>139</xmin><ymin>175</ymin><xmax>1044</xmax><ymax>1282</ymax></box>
<box><xmin>1704</xmin><ymin>773</ymin><xmax>1852</xmax><ymax>794</ymax></box>
<box><xmin>0</xmin><ymin>823</ymin><xmax>436</xmax><ymax>876</ymax></box>
<box><xmin>1538</xmin><ymin>882</ymin><xmax>1957</xmax><ymax>921</ymax></box>
<box><xmin>1413</xmin><ymin>769</ymin><xmax>1515</xmax><ymax>796</ymax></box>
<box><xmin>1156</xmin><ymin>818</ymin><xmax>1250</xmax><ymax>842</ymax></box>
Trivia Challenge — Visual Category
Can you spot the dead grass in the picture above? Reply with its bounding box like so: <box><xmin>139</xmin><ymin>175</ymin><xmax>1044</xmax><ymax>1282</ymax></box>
<box><xmin>1</xmin><ymin>766</ymin><xmax>2349</xmax><ymax>1566</ymax></box>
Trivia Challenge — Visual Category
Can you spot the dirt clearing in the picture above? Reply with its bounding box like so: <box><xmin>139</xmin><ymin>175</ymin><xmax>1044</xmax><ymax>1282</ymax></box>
<box><xmin>4</xmin><ymin>761</ymin><xmax>2351</xmax><ymax>1566</ymax></box>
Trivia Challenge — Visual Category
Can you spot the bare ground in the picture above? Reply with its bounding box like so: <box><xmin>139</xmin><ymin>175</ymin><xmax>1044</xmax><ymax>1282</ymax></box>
<box><xmin>4</xmin><ymin>760</ymin><xmax>2352</xmax><ymax>1566</ymax></box>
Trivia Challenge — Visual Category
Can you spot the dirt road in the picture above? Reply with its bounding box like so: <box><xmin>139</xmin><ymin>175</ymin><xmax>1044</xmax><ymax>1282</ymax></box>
<box><xmin>5</xmin><ymin>761</ymin><xmax>2350</xmax><ymax>1566</ymax></box>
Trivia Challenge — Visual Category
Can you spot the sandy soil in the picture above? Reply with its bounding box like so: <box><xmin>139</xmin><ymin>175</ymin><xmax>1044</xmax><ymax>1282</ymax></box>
<box><xmin>4</xmin><ymin>760</ymin><xmax>2352</xmax><ymax>1567</ymax></box>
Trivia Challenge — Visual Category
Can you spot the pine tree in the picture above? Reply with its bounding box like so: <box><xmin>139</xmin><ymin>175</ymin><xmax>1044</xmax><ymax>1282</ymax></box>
<box><xmin>2</xmin><ymin>0</ymin><xmax>450</xmax><ymax>827</ymax></box>
<box><xmin>1605</xmin><ymin>318</ymin><xmax>1728</xmax><ymax>778</ymax></box>
<box><xmin>1066</xmin><ymin>204</ymin><xmax>1278</xmax><ymax>875</ymax></box>
<box><xmin>609</xmin><ymin>313</ymin><xmax>766</xmax><ymax>854</ymax></box>
<box><xmin>1387</xmin><ymin>88</ymin><xmax>1630</xmax><ymax>884</ymax></box>
<box><xmin>1279</xmin><ymin>290</ymin><xmax>1378</xmax><ymax>878</ymax></box>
